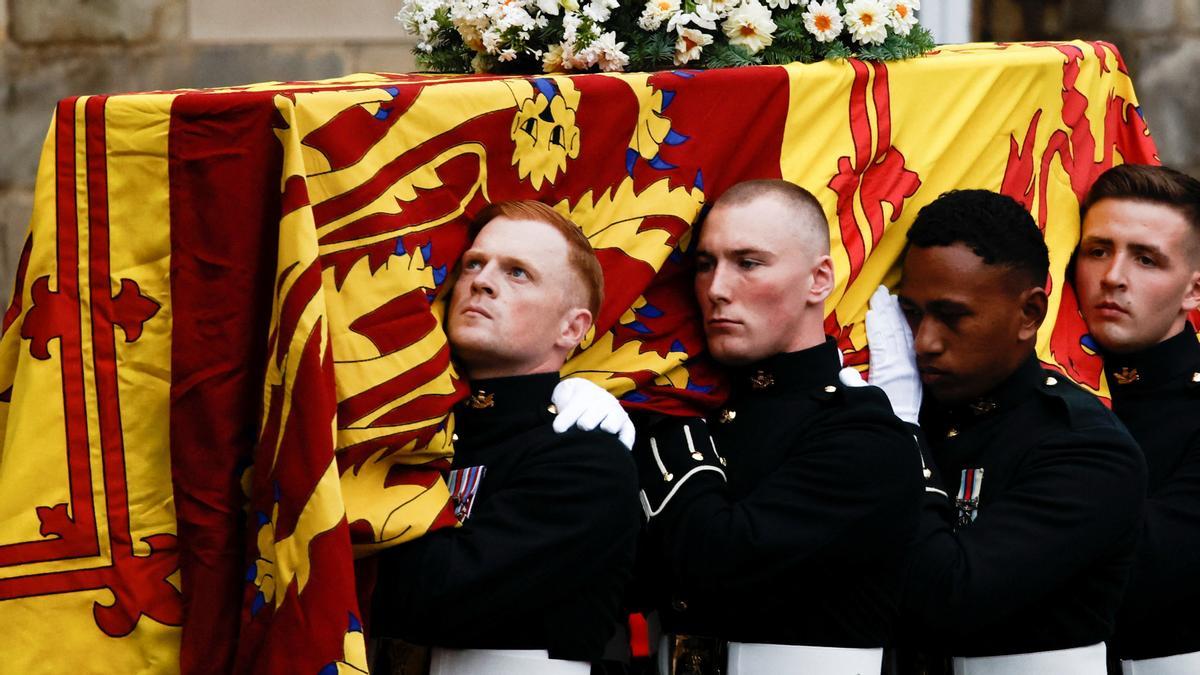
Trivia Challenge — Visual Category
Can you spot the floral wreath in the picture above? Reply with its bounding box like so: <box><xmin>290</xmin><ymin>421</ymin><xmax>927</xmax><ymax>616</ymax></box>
<box><xmin>397</xmin><ymin>0</ymin><xmax>935</xmax><ymax>73</ymax></box>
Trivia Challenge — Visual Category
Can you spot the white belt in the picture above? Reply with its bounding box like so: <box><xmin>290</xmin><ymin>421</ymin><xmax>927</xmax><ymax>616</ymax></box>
<box><xmin>953</xmin><ymin>642</ymin><xmax>1106</xmax><ymax>675</ymax></box>
<box><xmin>1121</xmin><ymin>650</ymin><xmax>1200</xmax><ymax>675</ymax></box>
<box><xmin>727</xmin><ymin>642</ymin><xmax>883</xmax><ymax>675</ymax></box>
<box><xmin>429</xmin><ymin>647</ymin><xmax>590</xmax><ymax>675</ymax></box>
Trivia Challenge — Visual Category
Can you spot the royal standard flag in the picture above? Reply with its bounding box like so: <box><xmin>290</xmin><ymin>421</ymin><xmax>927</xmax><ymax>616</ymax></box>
<box><xmin>0</xmin><ymin>42</ymin><xmax>1157</xmax><ymax>673</ymax></box>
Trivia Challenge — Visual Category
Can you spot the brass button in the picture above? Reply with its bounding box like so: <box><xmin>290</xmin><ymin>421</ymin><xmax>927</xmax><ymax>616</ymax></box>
<box><xmin>923</xmin><ymin>468</ymin><xmax>932</xmax><ymax>479</ymax></box>
<box><xmin>1192</xmin><ymin>372</ymin><xmax>1200</xmax><ymax>384</ymax></box>
<box><xmin>452</xmin><ymin>433</ymin><xmax>459</xmax><ymax>442</ymax></box>
<box><xmin>946</xmin><ymin>427</ymin><xmax>959</xmax><ymax>438</ymax></box>
<box><xmin>823</xmin><ymin>385</ymin><xmax>837</xmax><ymax>394</ymax></box>
<box><xmin>1044</xmin><ymin>376</ymin><xmax>1058</xmax><ymax>387</ymax></box>
<box><xmin>672</xmin><ymin>598</ymin><xmax>688</xmax><ymax>611</ymax></box>
<box><xmin>546</xmin><ymin>403</ymin><xmax>558</xmax><ymax>414</ymax></box>
<box><xmin>718</xmin><ymin>409</ymin><xmax>737</xmax><ymax>423</ymax></box>
<box><xmin>662</xmin><ymin>472</ymin><xmax>674</xmax><ymax>482</ymax></box>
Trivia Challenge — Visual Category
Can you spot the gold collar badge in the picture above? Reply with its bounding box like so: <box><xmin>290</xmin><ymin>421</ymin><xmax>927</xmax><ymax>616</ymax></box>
<box><xmin>969</xmin><ymin>399</ymin><xmax>998</xmax><ymax>416</ymax></box>
<box><xmin>750</xmin><ymin>370</ymin><xmax>775</xmax><ymax>390</ymax></box>
<box><xmin>1112</xmin><ymin>367</ymin><xmax>1140</xmax><ymax>386</ymax></box>
<box><xmin>467</xmin><ymin>390</ymin><xmax>495</xmax><ymax>409</ymax></box>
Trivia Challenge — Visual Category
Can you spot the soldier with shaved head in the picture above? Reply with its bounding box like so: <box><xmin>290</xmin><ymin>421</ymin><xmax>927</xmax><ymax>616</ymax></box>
<box><xmin>633</xmin><ymin>180</ymin><xmax>926</xmax><ymax>675</ymax></box>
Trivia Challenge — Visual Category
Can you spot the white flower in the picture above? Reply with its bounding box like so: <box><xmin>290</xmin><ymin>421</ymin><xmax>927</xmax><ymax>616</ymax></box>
<box><xmin>638</xmin><ymin>0</ymin><xmax>681</xmax><ymax>31</ymax></box>
<box><xmin>562</xmin><ymin>10</ymin><xmax>583</xmax><ymax>40</ymax></box>
<box><xmin>667</xmin><ymin>3</ymin><xmax>719</xmax><ymax>31</ymax></box>
<box><xmin>583</xmin><ymin>0</ymin><xmax>618</xmax><ymax>22</ymax></box>
<box><xmin>889</xmin><ymin>0</ymin><xmax>919</xmax><ymax>36</ymax></box>
<box><xmin>590</xmin><ymin>31</ymin><xmax>630</xmax><ymax>71</ymax></box>
<box><xmin>673</xmin><ymin>25</ymin><xmax>713</xmax><ymax>65</ymax></box>
<box><xmin>562</xmin><ymin>41</ymin><xmax>598</xmax><ymax>69</ymax></box>
<box><xmin>481</xmin><ymin>27</ymin><xmax>503</xmax><ymax>54</ymax></box>
<box><xmin>498</xmin><ymin>48</ymin><xmax>519</xmax><ymax>61</ymax></box>
<box><xmin>764</xmin><ymin>0</ymin><xmax>793</xmax><ymax>9</ymax></box>
<box><xmin>801</xmin><ymin>1</ymin><xmax>843</xmax><ymax>42</ymax></box>
<box><xmin>722</xmin><ymin>0</ymin><xmax>776</xmax><ymax>54</ymax></box>
<box><xmin>701</xmin><ymin>0</ymin><xmax>741</xmax><ymax>18</ymax></box>
<box><xmin>844</xmin><ymin>0</ymin><xmax>889</xmax><ymax>45</ymax></box>
<box><xmin>543</xmin><ymin>43</ymin><xmax>566</xmax><ymax>71</ymax></box>
<box><xmin>536</xmin><ymin>0</ymin><xmax>560</xmax><ymax>15</ymax></box>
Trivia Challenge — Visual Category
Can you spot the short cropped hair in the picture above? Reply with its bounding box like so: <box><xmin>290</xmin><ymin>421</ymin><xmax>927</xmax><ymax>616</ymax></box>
<box><xmin>712</xmin><ymin>179</ymin><xmax>830</xmax><ymax>254</ymax></box>
<box><xmin>906</xmin><ymin>189</ymin><xmax>1049</xmax><ymax>288</ymax></box>
<box><xmin>1082</xmin><ymin>164</ymin><xmax>1200</xmax><ymax>233</ymax></box>
<box><xmin>471</xmin><ymin>200</ymin><xmax>604</xmax><ymax>317</ymax></box>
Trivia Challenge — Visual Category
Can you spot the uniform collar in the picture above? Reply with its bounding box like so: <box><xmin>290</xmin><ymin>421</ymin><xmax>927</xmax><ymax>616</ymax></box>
<box><xmin>1103</xmin><ymin>326</ymin><xmax>1200</xmax><ymax>395</ymax></box>
<box><xmin>455</xmin><ymin>371</ymin><xmax>559</xmax><ymax>435</ymax></box>
<box><xmin>731</xmin><ymin>338</ymin><xmax>842</xmax><ymax>397</ymax></box>
<box><xmin>934</xmin><ymin>353</ymin><xmax>1050</xmax><ymax>424</ymax></box>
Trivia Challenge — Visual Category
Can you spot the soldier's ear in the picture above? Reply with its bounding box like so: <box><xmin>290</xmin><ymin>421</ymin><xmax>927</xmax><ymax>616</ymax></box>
<box><xmin>1182</xmin><ymin>270</ymin><xmax>1200</xmax><ymax>314</ymax></box>
<box><xmin>808</xmin><ymin>254</ymin><xmax>835</xmax><ymax>307</ymax></box>
<box><xmin>557</xmin><ymin>307</ymin><xmax>593</xmax><ymax>351</ymax></box>
<box><xmin>1017</xmin><ymin>286</ymin><xmax>1048</xmax><ymax>342</ymax></box>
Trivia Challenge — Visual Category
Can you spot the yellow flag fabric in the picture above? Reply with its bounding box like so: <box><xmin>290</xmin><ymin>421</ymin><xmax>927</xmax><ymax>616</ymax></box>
<box><xmin>0</xmin><ymin>42</ymin><xmax>1156</xmax><ymax>673</ymax></box>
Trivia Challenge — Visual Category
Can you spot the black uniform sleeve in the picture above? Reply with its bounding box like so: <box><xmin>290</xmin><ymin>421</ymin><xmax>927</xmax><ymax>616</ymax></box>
<box><xmin>1120</xmin><ymin>431</ymin><xmax>1200</xmax><ymax>619</ymax></box>
<box><xmin>903</xmin><ymin>426</ymin><xmax>1145</xmax><ymax>632</ymax></box>
<box><xmin>645</xmin><ymin>411</ymin><xmax>921</xmax><ymax>595</ymax></box>
<box><xmin>371</xmin><ymin>431</ymin><xmax>639</xmax><ymax>641</ymax></box>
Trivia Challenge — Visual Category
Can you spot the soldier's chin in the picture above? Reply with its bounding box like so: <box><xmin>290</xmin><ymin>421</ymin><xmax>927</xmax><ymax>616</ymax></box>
<box><xmin>1085</xmin><ymin>323</ymin><xmax>1151</xmax><ymax>355</ymax></box>
<box><xmin>708</xmin><ymin>338</ymin><xmax>759</xmax><ymax>366</ymax></box>
<box><xmin>448</xmin><ymin>327</ymin><xmax>493</xmax><ymax>361</ymax></box>
<box><xmin>925</xmin><ymin>377</ymin><xmax>971</xmax><ymax>405</ymax></box>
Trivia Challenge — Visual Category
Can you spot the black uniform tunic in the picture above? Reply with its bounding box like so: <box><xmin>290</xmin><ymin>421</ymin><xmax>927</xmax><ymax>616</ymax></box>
<box><xmin>903</xmin><ymin>355</ymin><xmax>1146</xmax><ymax>658</ymax></box>
<box><xmin>637</xmin><ymin>339</ymin><xmax>925</xmax><ymax>647</ymax></box>
<box><xmin>1104</xmin><ymin>327</ymin><xmax>1200</xmax><ymax>661</ymax></box>
<box><xmin>371</xmin><ymin>373</ymin><xmax>641</xmax><ymax>661</ymax></box>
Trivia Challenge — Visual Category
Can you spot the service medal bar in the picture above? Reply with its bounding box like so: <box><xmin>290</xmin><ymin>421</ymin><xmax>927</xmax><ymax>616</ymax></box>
<box><xmin>447</xmin><ymin>465</ymin><xmax>487</xmax><ymax>521</ymax></box>
<box><xmin>955</xmin><ymin>467</ymin><xmax>985</xmax><ymax>529</ymax></box>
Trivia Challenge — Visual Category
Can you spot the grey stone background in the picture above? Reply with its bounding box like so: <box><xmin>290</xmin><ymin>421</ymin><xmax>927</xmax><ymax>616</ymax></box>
<box><xmin>0</xmin><ymin>0</ymin><xmax>1197</xmax><ymax>303</ymax></box>
<box><xmin>0</xmin><ymin>0</ymin><xmax>419</xmax><ymax>301</ymax></box>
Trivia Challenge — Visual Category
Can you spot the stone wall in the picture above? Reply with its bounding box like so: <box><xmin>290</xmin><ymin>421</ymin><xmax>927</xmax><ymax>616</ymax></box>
<box><xmin>0</xmin><ymin>0</ymin><xmax>418</xmax><ymax>301</ymax></box>
<box><xmin>976</xmin><ymin>0</ymin><xmax>1200</xmax><ymax>179</ymax></box>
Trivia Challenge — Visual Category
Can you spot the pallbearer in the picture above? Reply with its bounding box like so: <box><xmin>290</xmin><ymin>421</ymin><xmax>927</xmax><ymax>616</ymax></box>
<box><xmin>870</xmin><ymin>190</ymin><xmax>1146</xmax><ymax>674</ymax></box>
<box><xmin>635</xmin><ymin>180</ymin><xmax>926</xmax><ymax>675</ymax></box>
<box><xmin>372</xmin><ymin>201</ymin><xmax>640</xmax><ymax>675</ymax></box>
<box><xmin>1073</xmin><ymin>164</ymin><xmax>1200</xmax><ymax>675</ymax></box>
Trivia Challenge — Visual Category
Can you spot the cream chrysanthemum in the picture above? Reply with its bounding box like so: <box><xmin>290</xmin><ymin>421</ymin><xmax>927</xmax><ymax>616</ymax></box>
<box><xmin>638</xmin><ymin>0</ymin><xmax>681</xmax><ymax>31</ymax></box>
<box><xmin>702</xmin><ymin>0</ymin><xmax>741</xmax><ymax>18</ymax></box>
<box><xmin>673</xmin><ymin>26</ymin><xmax>713</xmax><ymax>64</ymax></box>
<box><xmin>722</xmin><ymin>0</ymin><xmax>776</xmax><ymax>54</ymax></box>
<box><xmin>801</xmin><ymin>0</ymin><xmax>843</xmax><ymax>42</ymax></box>
<box><xmin>844</xmin><ymin>0</ymin><xmax>889</xmax><ymax>45</ymax></box>
<box><xmin>889</xmin><ymin>0</ymin><xmax>919</xmax><ymax>36</ymax></box>
<box><xmin>590</xmin><ymin>31</ymin><xmax>630</xmax><ymax>71</ymax></box>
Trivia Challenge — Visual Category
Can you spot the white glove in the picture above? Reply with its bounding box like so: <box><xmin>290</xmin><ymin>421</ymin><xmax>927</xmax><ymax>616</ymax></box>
<box><xmin>551</xmin><ymin>378</ymin><xmax>636</xmax><ymax>450</ymax></box>
<box><xmin>838</xmin><ymin>366</ymin><xmax>868</xmax><ymax>388</ymax></box>
<box><xmin>866</xmin><ymin>285</ymin><xmax>922</xmax><ymax>424</ymax></box>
